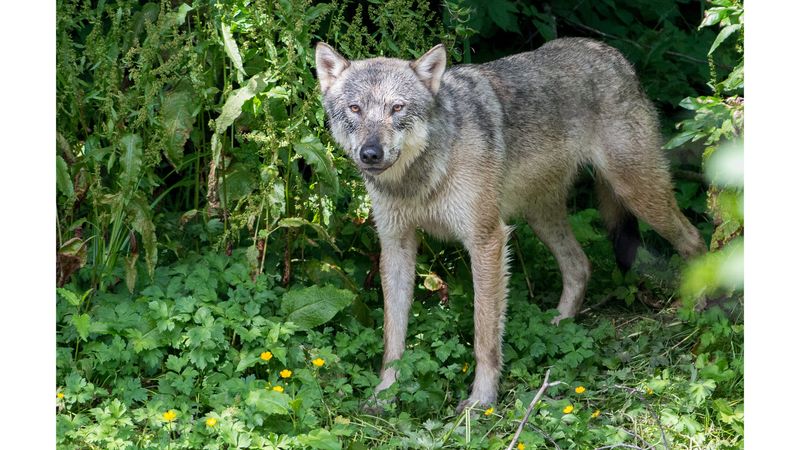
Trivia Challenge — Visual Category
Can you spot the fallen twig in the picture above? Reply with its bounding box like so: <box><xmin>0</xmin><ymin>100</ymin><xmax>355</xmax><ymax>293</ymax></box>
<box><xmin>505</xmin><ymin>369</ymin><xmax>564</xmax><ymax>450</ymax></box>
<box><xmin>614</xmin><ymin>385</ymin><xmax>671</xmax><ymax>450</ymax></box>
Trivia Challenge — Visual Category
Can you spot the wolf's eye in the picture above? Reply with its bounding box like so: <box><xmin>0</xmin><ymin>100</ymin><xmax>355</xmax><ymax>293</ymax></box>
<box><xmin>392</xmin><ymin>104</ymin><xmax>404</xmax><ymax>113</ymax></box>
<box><xmin>349</xmin><ymin>105</ymin><xmax>360</xmax><ymax>113</ymax></box>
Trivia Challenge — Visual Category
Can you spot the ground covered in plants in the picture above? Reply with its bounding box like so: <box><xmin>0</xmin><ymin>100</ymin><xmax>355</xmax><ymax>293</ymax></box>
<box><xmin>57</xmin><ymin>243</ymin><xmax>743</xmax><ymax>449</ymax></box>
<box><xmin>56</xmin><ymin>0</ymin><xmax>743</xmax><ymax>448</ymax></box>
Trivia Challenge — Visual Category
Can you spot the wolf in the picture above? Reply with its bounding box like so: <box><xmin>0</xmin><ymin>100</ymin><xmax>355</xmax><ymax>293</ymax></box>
<box><xmin>315</xmin><ymin>38</ymin><xmax>705</xmax><ymax>410</ymax></box>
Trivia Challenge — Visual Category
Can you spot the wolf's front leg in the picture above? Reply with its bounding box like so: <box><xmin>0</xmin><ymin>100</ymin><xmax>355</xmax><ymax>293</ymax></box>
<box><xmin>459</xmin><ymin>222</ymin><xmax>511</xmax><ymax>411</ymax></box>
<box><xmin>373</xmin><ymin>227</ymin><xmax>418</xmax><ymax>397</ymax></box>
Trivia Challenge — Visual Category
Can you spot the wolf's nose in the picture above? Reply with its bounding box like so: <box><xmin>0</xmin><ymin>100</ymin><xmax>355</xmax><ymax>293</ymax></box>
<box><xmin>359</xmin><ymin>145</ymin><xmax>384</xmax><ymax>164</ymax></box>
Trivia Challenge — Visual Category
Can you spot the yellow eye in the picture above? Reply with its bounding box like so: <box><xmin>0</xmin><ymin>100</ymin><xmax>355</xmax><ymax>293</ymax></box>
<box><xmin>349</xmin><ymin>105</ymin><xmax>360</xmax><ymax>113</ymax></box>
<box><xmin>392</xmin><ymin>104</ymin><xmax>404</xmax><ymax>112</ymax></box>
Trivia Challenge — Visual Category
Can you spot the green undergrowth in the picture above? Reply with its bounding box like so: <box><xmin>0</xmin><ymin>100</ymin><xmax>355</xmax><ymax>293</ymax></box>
<box><xmin>56</xmin><ymin>248</ymin><xmax>743</xmax><ymax>449</ymax></box>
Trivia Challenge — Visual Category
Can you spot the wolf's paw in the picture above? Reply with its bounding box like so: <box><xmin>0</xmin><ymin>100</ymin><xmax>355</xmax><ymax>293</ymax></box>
<box><xmin>362</xmin><ymin>395</ymin><xmax>393</xmax><ymax>415</ymax></box>
<box><xmin>551</xmin><ymin>314</ymin><xmax>570</xmax><ymax>325</ymax></box>
<box><xmin>456</xmin><ymin>395</ymin><xmax>496</xmax><ymax>414</ymax></box>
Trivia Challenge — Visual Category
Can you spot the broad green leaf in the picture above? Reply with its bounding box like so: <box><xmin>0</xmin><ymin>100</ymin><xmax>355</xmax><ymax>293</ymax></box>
<box><xmin>118</xmin><ymin>134</ymin><xmax>143</xmax><ymax>192</ymax></box>
<box><xmin>161</xmin><ymin>88</ymin><xmax>196</xmax><ymax>168</ymax></box>
<box><xmin>280</xmin><ymin>285</ymin><xmax>354</xmax><ymax>330</ymax></box>
<box><xmin>56</xmin><ymin>155</ymin><xmax>74</xmax><ymax>198</ymax></box>
<box><xmin>245</xmin><ymin>389</ymin><xmax>290</xmax><ymax>415</ymax></box>
<box><xmin>72</xmin><ymin>313</ymin><xmax>91</xmax><ymax>341</ymax></box>
<box><xmin>175</xmin><ymin>3</ymin><xmax>193</xmax><ymax>26</ymax></box>
<box><xmin>219</xmin><ymin>164</ymin><xmax>257</xmax><ymax>208</ymax></box>
<box><xmin>296</xmin><ymin>429</ymin><xmax>342</xmax><ymax>450</ymax></box>
<box><xmin>664</xmin><ymin>130</ymin><xmax>697</xmax><ymax>149</ymax></box>
<box><xmin>487</xmin><ymin>0</ymin><xmax>520</xmax><ymax>33</ymax></box>
<box><xmin>708</xmin><ymin>24</ymin><xmax>741</xmax><ymax>56</ymax></box>
<box><xmin>293</xmin><ymin>135</ymin><xmax>340</xmax><ymax>196</ymax></box>
<box><xmin>220</xmin><ymin>22</ymin><xmax>246</xmax><ymax>84</ymax></box>
<box><xmin>127</xmin><ymin>195</ymin><xmax>157</xmax><ymax>278</ymax></box>
<box><xmin>210</xmin><ymin>72</ymin><xmax>272</xmax><ymax>165</ymax></box>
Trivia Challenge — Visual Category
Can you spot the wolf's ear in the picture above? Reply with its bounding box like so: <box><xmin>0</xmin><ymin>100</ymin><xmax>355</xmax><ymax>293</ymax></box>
<box><xmin>316</xmin><ymin>42</ymin><xmax>350</xmax><ymax>93</ymax></box>
<box><xmin>411</xmin><ymin>44</ymin><xmax>447</xmax><ymax>94</ymax></box>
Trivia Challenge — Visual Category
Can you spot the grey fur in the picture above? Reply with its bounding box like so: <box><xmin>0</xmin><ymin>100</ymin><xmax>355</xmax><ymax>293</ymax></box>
<box><xmin>315</xmin><ymin>38</ymin><xmax>705</xmax><ymax>411</ymax></box>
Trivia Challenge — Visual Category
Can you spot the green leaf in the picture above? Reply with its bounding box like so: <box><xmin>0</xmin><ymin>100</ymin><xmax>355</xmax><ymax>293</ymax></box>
<box><xmin>293</xmin><ymin>135</ymin><xmax>340</xmax><ymax>196</ymax></box>
<box><xmin>211</xmin><ymin>72</ymin><xmax>272</xmax><ymax>165</ymax></box>
<box><xmin>245</xmin><ymin>389</ymin><xmax>290</xmax><ymax>415</ymax></box>
<box><xmin>664</xmin><ymin>130</ymin><xmax>697</xmax><ymax>149</ymax></box>
<box><xmin>296</xmin><ymin>429</ymin><xmax>342</xmax><ymax>450</ymax></box>
<box><xmin>161</xmin><ymin>88</ymin><xmax>196</xmax><ymax>168</ymax></box>
<box><xmin>125</xmin><ymin>253</ymin><xmax>139</xmax><ymax>293</ymax></box>
<box><xmin>486</xmin><ymin>0</ymin><xmax>520</xmax><ymax>33</ymax></box>
<box><xmin>56</xmin><ymin>155</ymin><xmax>74</xmax><ymax>198</ymax></box>
<box><xmin>118</xmin><ymin>134</ymin><xmax>143</xmax><ymax>192</ymax></box>
<box><xmin>57</xmin><ymin>288</ymin><xmax>81</xmax><ymax>307</ymax></box>
<box><xmin>280</xmin><ymin>285</ymin><xmax>355</xmax><ymax>330</ymax></box>
<box><xmin>277</xmin><ymin>217</ymin><xmax>340</xmax><ymax>252</ymax></box>
<box><xmin>127</xmin><ymin>195</ymin><xmax>158</xmax><ymax>278</ymax></box>
<box><xmin>219</xmin><ymin>164</ymin><xmax>257</xmax><ymax>208</ymax></box>
<box><xmin>72</xmin><ymin>313</ymin><xmax>91</xmax><ymax>341</ymax></box>
<box><xmin>699</xmin><ymin>7</ymin><xmax>729</xmax><ymax>28</ymax></box>
<box><xmin>220</xmin><ymin>22</ymin><xmax>246</xmax><ymax>84</ymax></box>
<box><xmin>175</xmin><ymin>3</ymin><xmax>193</xmax><ymax>26</ymax></box>
<box><xmin>708</xmin><ymin>24</ymin><xmax>741</xmax><ymax>56</ymax></box>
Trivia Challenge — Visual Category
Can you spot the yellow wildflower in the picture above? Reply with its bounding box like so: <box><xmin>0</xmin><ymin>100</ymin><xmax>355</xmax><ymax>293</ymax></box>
<box><xmin>312</xmin><ymin>358</ymin><xmax>325</xmax><ymax>367</ymax></box>
<box><xmin>646</xmin><ymin>387</ymin><xmax>654</xmax><ymax>395</ymax></box>
<box><xmin>462</xmin><ymin>362</ymin><xmax>469</xmax><ymax>373</ymax></box>
<box><xmin>260</xmin><ymin>351</ymin><xmax>273</xmax><ymax>361</ymax></box>
<box><xmin>280</xmin><ymin>369</ymin><xmax>292</xmax><ymax>378</ymax></box>
<box><xmin>272</xmin><ymin>385</ymin><xmax>284</xmax><ymax>393</ymax></box>
<box><xmin>517</xmin><ymin>443</ymin><xmax>526</xmax><ymax>450</ymax></box>
<box><xmin>591</xmin><ymin>409</ymin><xmax>601</xmax><ymax>419</ymax></box>
<box><xmin>484</xmin><ymin>407</ymin><xmax>494</xmax><ymax>416</ymax></box>
<box><xmin>575</xmin><ymin>386</ymin><xmax>586</xmax><ymax>394</ymax></box>
<box><xmin>163</xmin><ymin>410</ymin><xmax>177</xmax><ymax>422</ymax></box>
<box><xmin>57</xmin><ymin>392</ymin><xmax>64</xmax><ymax>399</ymax></box>
<box><xmin>562</xmin><ymin>404</ymin><xmax>574</xmax><ymax>414</ymax></box>
<box><xmin>205</xmin><ymin>417</ymin><xmax>218</xmax><ymax>427</ymax></box>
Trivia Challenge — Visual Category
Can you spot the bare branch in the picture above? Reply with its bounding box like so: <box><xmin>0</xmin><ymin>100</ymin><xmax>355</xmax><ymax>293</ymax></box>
<box><xmin>505</xmin><ymin>369</ymin><xmax>564</xmax><ymax>450</ymax></box>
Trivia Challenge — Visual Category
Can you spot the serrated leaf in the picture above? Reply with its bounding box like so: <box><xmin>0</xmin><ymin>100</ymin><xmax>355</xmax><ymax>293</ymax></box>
<box><xmin>72</xmin><ymin>313</ymin><xmax>91</xmax><ymax>341</ymax></box>
<box><xmin>293</xmin><ymin>135</ymin><xmax>340</xmax><ymax>196</ymax></box>
<box><xmin>161</xmin><ymin>88</ymin><xmax>196</xmax><ymax>167</ymax></box>
<box><xmin>57</xmin><ymin>288</ymin><xmax>81</xmax><ymax>307</ymax></box>
<box><xmin>235</xmin><ymin>352</ymin><xmax>262</xmax><ymax>372</ymax></box>
<box><xmin>246</xmin><ymin>389</ymin><xmax>290</xmax><ymax>415</ymax></box>
<box><xmin>127</xmin><ymin>195</ymin><xmax>157</xmax><ymax>278</ymax></box>
<box><xmin>220</xmin><ymin>22</ymin><xmax>246</xmax><ymax>84</ymax></box>
<box><xmin>296</xmin><ymin>429</ymin><xmax>342</xmax><ymax>450</ymax></box>
<box><xmin>280</xmin><ymin>285</ymin><xmax>354</xmax><ymax>330</ymax></box>
<box><xmin>125</xmin><ymin>253</ymin><xmax>139</xmax><ymax>293</ymax></box>
<box><xmin>56</xmin><ymin>155</ymin><xmax>74</xmax><ymax>198</ymax></box>
<box><xmin>118</xmin><ymin>134</ymin><xmax>143</xmax><ymax>192</ymax></box>
<box><xmin>487</xmin><ymin>0</ymin><xmax>520</xmax><ymax>33</ymax></box>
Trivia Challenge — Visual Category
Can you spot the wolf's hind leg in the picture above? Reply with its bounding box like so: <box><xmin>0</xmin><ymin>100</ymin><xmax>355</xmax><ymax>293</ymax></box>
<box><xmin>598</xmin><ymin>155</ymin><xmax>705</xmax><ymax>260</ymax></box>
<box><xmin>526</xmin><ymin>204</ymin><xmax>591</xmax><ymax>323</ymax></box>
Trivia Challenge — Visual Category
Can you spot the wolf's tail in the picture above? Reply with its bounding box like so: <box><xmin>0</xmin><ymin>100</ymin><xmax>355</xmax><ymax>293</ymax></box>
<box><xmin>595</xmin><ymin>176</ymin><xmax>642</xmax><ymax>272</ymax></box>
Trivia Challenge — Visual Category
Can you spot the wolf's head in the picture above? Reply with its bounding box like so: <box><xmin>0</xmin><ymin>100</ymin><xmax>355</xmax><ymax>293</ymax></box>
<box><xmin>315</xmin><ymin>42</ymin><xmax>446</xmax><ymax>181</ymax></box>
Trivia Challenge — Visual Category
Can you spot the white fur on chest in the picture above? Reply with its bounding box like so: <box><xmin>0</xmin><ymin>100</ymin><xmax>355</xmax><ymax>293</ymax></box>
<box><xmin>368</xmin><ymin>177</ymin><xmax>483</xmax><ymax>243</ymax></box>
